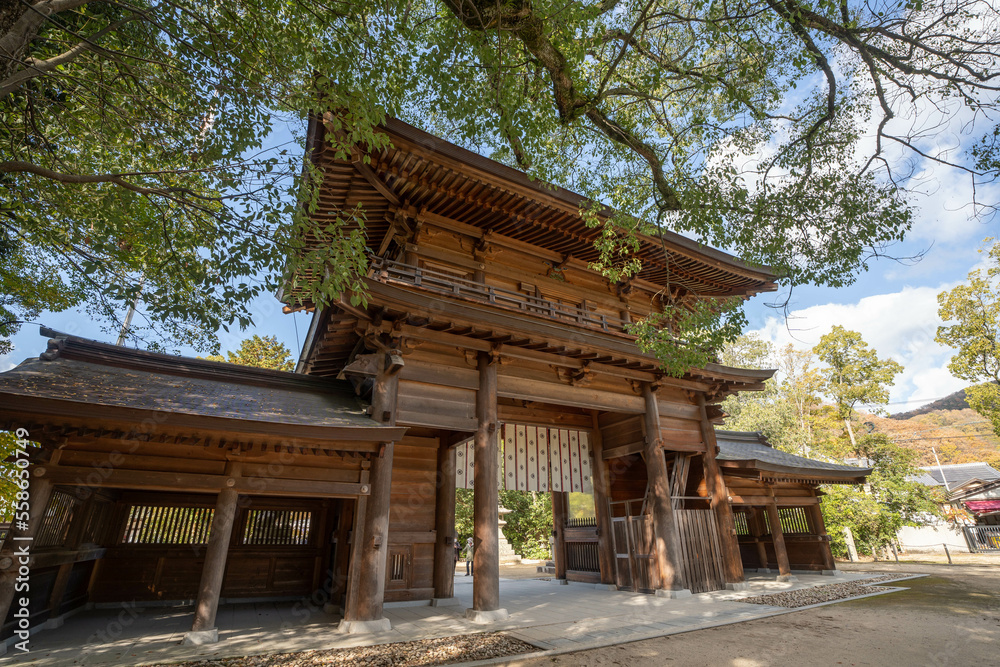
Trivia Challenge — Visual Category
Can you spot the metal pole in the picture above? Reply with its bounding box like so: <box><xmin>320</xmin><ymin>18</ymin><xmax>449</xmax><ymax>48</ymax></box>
<box><xmin>943</xmin><ymin>543</ymin><xmax>953</xmax><ymax>565</ymax></box>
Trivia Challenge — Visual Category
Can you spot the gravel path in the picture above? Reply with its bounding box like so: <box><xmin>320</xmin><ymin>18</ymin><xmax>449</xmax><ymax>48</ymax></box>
<box><xmin>148</xmin><ymin>633</ymin><xmax>535</xmax><ymax>667</ymax></box>
<box><xmin>736</xmin><ymin>573</ymin><xmax>909</xmax><ymax>608</ymax></box>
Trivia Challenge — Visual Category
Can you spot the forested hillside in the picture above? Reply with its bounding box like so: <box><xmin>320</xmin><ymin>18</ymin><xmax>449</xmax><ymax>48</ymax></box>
<box><xmin>871</xmin><ymin>407</ymin><xmax>1000</xmax><ymax>469</ymax></box>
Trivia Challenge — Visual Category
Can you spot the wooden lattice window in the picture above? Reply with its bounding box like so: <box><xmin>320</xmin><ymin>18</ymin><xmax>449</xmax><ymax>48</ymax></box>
<box><xmin>242</xmin><ymin>509</ymin><xmax>312</xmax><ymax>546</ymax></box>
<box><xmin>778</xmin><ymin>507</ymin><xmax>811</xmax><ymax>534</ymax></box>
<box><xmin>122</xmin><ymin>505</ymin><xmax>214</xmax><ymax>545</ymax></box>
<box><xmin>36</xmin><ymin>491</ymin><xmax>78</xmax><ymax>548</ymax></box>
<box><xmin>390</xmin><ymin>552</ymin><xmax>406</xmax><ymax>581</ymax></box>
<box><xmin>386</xmin><ymin>545</ymin><xmax>412</xmax><ymax>589</ymax></box>
<box><xmin>733</xmin><ymin>510</ymin><xmax>751</xmax><ymax>536</ymax></box>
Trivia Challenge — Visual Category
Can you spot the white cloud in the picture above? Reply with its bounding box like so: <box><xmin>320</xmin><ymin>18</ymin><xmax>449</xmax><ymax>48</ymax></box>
<box><xmin>753</xmin><ymin>281</ymin><xmax>970</xmax><ymax>413</ymax></box>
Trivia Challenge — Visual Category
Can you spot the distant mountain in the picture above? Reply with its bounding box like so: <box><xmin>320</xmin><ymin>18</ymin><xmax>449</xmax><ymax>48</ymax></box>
<box><xmin>871</xmin><ymin>398</ymin><xmax>999</xmax><ymax>470</ymax></box>
<box><xmin>889</xmin><ymin>389</ymin><xmax>970</xmax><ymax>420</ymax></box>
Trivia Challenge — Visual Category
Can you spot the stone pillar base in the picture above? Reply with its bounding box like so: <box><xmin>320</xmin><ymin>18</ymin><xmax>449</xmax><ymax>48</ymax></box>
<box><xmin>338</xmin><ymin>618</ymin><xmax>392</xmax><ymax>634</ymax></box>
<box><xmin>183</xmin><ymin>629</ymin><xmax>219</xmax><ymax>645</ymax></box>
<box><xmin>654</xmin><ymin>588</ymin><xmax>692</xmax><ymax>599</ymax></box>
<box><xmin>431</xmin><ymin>597</ymin><xmax>460</xmax><ymax>607</ymax></box>
<box><xmin>594</xmin><ymin>583</ymin><xmax>618</xmax><ymax>591</ymax></box>
<box><xmin>776</xmin><ymin>574</ymin><xmax>798</xmax><ymax>582</ymax></box>
<box><xmin>465</xmin><ymin>608</ymin><xmax>509</xmax><ymax>624</ymax></box>
<box><xmin>43</xmin><ymin>616</ymin><xmax>65</xmax><ymax>630</ymax></box>
<box><xmin>552</xmin><ymin>578</ymin><xmax>569</xmax><ymax>585</ymax></box>
<box><xmin>725</xmin><ymin>582</ymin><xmax>751</xmax><ymax>591</ymax></box>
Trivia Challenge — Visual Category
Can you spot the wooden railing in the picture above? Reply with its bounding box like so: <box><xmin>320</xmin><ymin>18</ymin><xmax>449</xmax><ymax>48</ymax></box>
<box><xmin>370</xmin><ymin>256</ymin><xmax>631</xmax><ymax>335</ymax></box>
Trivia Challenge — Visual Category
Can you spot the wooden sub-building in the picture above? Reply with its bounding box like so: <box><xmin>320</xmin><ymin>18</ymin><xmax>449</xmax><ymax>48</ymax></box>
<box><xmin>0</xmin><ymin>117</ymin><xmax>869</xmax><ymax>644</ymax></box>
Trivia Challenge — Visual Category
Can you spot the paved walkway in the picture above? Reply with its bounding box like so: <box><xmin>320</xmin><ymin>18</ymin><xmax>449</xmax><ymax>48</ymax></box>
<box><xmin>5</xmin><ymin>571</ymin><xmax>897</xmax><ymax>666</ymax></box>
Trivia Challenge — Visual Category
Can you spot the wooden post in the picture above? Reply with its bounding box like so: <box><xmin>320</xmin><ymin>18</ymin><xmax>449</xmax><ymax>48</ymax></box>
<box><xmin>340</xmin><ymin>352</ymin><xmax>398</xmax><ymax>633</ymax></box>
<box><xmin>590</xmin><ymin>412</ymin><xmax>617</xmax><ymax>587</ymax></box>
<box><xmin>186</xmin><ymin>484</ymin><xmax>239</xmax><ymax>644</ymax></box>
<box><xmin>765</xmin><ymin>499</ymin><xmax>795</xmax><ymax>581</ymax></box>
<box><xmin>697</xmin><ymin>395</ymin><xmax>746</xmax><ymax>589</ymax></box>
<box><xmin>0</xmin><ymin>473</ymin><xmax>53</xmax><ymax>632</ymax></box>
<box><xmin>806</xmin><ymin>503</ymin><xmax>836</xmax><ymax>572</ymax></box>
<box><xmin>45</xmin><ymin>494</ymin><xmax>94</xmax><ymax>626</ymax></box>
<box><xmin>432</xmin><ymin>442</ymin><xmax>458</xmax><ymax>603</ymax></box>
<box><xmin>466</xmin><ymin>351</ymin><xmax>508</xmax><ymax>622</ymax></box>
<box><xmin>641</xmin><ymin>383</ymin><xmax>690</xmax><ymax>597</ymax></box>
<box><xmin>551</xmin><ymin>492</ymin><xmax>568</xmax><ymax>582</ymax></box>
<box><xmin>750</xmin><ymin>507</ymin><xmax>770</xmax><ymax>572</ymax></box>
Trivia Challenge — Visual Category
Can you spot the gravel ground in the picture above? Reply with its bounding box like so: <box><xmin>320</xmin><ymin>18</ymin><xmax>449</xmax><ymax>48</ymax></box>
<box><xmin>736</xmin><ymin>574</ymin><xmax>910</xmax><ymax>608</ymax></box>
<box><xmin>149</xmin><ymin>633</ymin><xmax>535</xmax><ymax>667</ymax></box>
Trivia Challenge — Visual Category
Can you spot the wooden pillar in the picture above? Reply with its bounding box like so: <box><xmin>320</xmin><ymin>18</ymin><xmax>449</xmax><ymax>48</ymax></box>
<box><xmin>641</xmin><ymin>383</ymin><xmax>689</xmax><ymax>597</ymax></box>
<box><xmin>467</xmin><ymin>352</ymin><xmax>508</xmax><ymax>622</ymax></box>
<box><xmin>807</xmin><ymin>503</ymin><xmax>836</xmax><ymax>572</ymax></box>
<box><xmin>551</xmin><ymin>492</ymin><xmax>568</xmax><ymax>581</ymax></box>
<box><xmin>186</xmin><ymin>485</ymin><xmax>238</xmax><ymax>644</ymax></box>
<box><xmin>432</xmin><ymin>442</ymin><xmax>457</xmax><ymax>601</ymax></box>
<box><xmin>45</xmin><ymin>494</ymin><xmax>93</xmax><ymax>625</ymax></box>
<box><xmin>765</xmin><ymin>499</ymin><xmax>795</xmax><ymax>580</ymax></box>
<box><xmin>697</xmin><ymin>395</ymin><xmax>746</xmax><ymax>589</ymax></box>
<box><xmin>0</xmin><ymin>472</ymin><xmax>53</xmax><ymax>632</ymax></box>
<box><xmin>341</xmin><ymin>352</ymin><xmax>398</xmax><ymax>633</ymax></box>
<box><xmin>750</xmin><ymin>508</ymin><xmax>770</xmax><ymax>571</ymax></box>
<box><xmin>590</xmin><ymin>413</ymin><xmax>617</xmax><ymax>587</ymax></box>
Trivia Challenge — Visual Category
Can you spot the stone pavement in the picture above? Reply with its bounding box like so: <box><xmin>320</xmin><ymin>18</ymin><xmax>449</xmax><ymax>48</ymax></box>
<box><xmin>3</xmin><ymin>570</ymin><xmax>902</xmax><ymax>666</ymax></box>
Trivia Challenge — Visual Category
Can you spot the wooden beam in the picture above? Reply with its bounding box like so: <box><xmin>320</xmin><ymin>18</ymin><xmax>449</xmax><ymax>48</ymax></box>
<box><xmin>40</xmin><ymin>466</ymin><xmax>369</xmax><ymax>498</ymax></box>
<box><xmin>352</xmin><ymin>151</ymin><xmax>401</xmax><ymax>206</ymax></box>
<box><xmin>728</xmin><ymin>495</ymin><xmax>819</xmax><ymax>506</ymax></box>
<box><xmin>602</xmin><ymin>441</ymin><xmax>645</xmax><ymax>460</ymax></box>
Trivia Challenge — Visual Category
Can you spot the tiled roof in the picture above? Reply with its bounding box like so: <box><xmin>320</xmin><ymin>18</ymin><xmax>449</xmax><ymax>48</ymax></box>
<box><xmin>0</xmin><ymin>329</ymin><xmax>393</xmax><ymax>433</ymax></box>
<box><xmin>918</xmin><ymin>463</ymin><xmax>1000</xmax><ymax>489</ymax></box>
<box><xmin>714</xmin><ymin>430</ymin><xmax>871</xmax><ymax>482</ymax></box>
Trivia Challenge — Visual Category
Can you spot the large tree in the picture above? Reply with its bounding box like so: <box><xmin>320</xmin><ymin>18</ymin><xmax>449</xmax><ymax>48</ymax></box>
<box><xmin>820</xmin><ymin>432</ymin><xmax>940</xmax><ymax>559</ymax></box>
<box><xmin>814</xmin><ymin>325</ymin><xmax>903</xmax><ymax>454</ymax></box>
<box><xmin>3</xmin><ymin>1</ymin><xmax>999</xmax><ymax>354</ymax></box>
<box><xmin>202</xmin><ymin>334</ymin><xmax>296</xmax><ymax>371</ymax></box>
<box><xmin>936</xmin><ymin>239</ymin><xmax>1000</xmax><ymax>437</ymax></box>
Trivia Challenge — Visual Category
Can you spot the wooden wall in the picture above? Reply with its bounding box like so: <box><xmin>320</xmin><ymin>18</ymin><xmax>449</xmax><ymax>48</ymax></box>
<box><xmin>385</xmin><ymin>434</ymin><xmax>439</xmax><ymax>602</ymax></box>
<box><xmin>89</xmin><ymin>494</ymin><xmax>337</xmax><ymax>603</ymax></box>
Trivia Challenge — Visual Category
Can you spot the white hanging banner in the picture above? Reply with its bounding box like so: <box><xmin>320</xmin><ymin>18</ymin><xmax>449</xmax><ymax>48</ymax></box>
<box><xmin>456</xmin><ymin>440</ymin><xmax>475</xmax><ymax>489</ymax></box>
<box><xmin>465</xmin><ymin>424</ymin><xmax>593</xmax><ymax>494</ymax></box>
